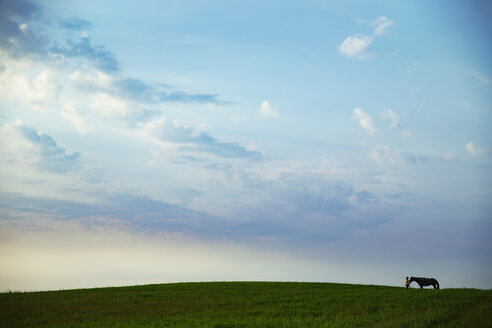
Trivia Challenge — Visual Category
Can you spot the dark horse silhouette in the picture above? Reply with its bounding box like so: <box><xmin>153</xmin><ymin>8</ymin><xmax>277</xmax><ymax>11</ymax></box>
<box><xmin>406</xmin><ymin>276</ymin><xmax>439</xmax><ymax>289</ymax></box>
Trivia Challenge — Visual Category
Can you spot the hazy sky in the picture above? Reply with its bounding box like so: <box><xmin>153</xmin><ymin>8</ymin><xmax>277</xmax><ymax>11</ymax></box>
<box><xmin>1</xmin><ymin>0</ymin><xmax>491</xmax><ymax>291</ymax></box>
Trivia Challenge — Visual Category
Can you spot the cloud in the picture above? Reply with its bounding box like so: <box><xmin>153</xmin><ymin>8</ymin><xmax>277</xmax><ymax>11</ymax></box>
<box><xmin>370</xmin><ymin>145</ymin><xmax>427</xmax><ymax>167</ymax></box>
<box><xmin>19</xmin><ymin>23</ymin><xmax>28</xmax><ymax>32</ymax></box>
<box><xmin>57</xmin><ymin>18</ymin><xmax>92</xmax><ymax>31</ymax></box>
<box><xmin>381</xmin><ymin>108</ymin><xmax>399</xmax><ymax>128</ymax></box>
<box><xmin>69</xmin><ymin>69</ymin><xmax>224</xmax><ymax>105</ymax></box>
<box><xmin>258</xmin><ymin>100</ymin><xmax>280</xmax><ymax>118</ymax></box>
<box><xmin>61</xmin><ymin>103</ymin><xmax>89</xmax><ymax>135</ymax></box>
<box><xmin>219</xmin><ymin>172</ymin><xmax>394</xmax><ymax>245</ymax></box>
<box><xmin>0</xmin><ymin>3</ymin><xmax>112</xmax><ymax>72</ymax></box>
<box><xmin>471</xmin><ymin>71</ymin><xmax>491</xmax><ymax>90</ymax></box>
<box><xmin>372</xmin><ymin>16</ymin><xmax>394</xmax><ymax>35</ymax></box>
<box><xmin>0</xmin><ymin>120</ymin><xmax>80</xmax><ymax>172</ymax></box>
<box><xmin>338</xmin><ymin>16</ymin><xmax>393</xmax><ymax>59</ymax></box>
<box><xmin>0</xmin><ymin>0</ymin><xmax>40</xmax><ymax>18</ymax></box>
<box><xmin>465</xmin><ymin>142</ymin><xmax>487</xmax><ymax>156</ymax></box>
<box><xmin>472</xmin><ymin>72</ymin><xmax>490</xmax><ymax>85</ymax></box>
<box><xmin>0</xmin><ymin>171</ymin><xmax>389</xmax><ymax>247</ymax></box>
<box><xmin>401</xmin><ymin>128</ymin><xmax>414</xmax><ymax>138</ymax></box>
<box><xmin>50</xmin><ymin>37</ymin><xmax>120</xmax><ymax>72</ymax></box>
<box><xmin>381</xmin><ymin>108</ymin><xmax>413</xmax><ymax>137</ymax></box>
<box><xmin>139</xmin><ymin>118</ymin><xmax>264</xmax><ymax>160</ymax></box>
<box><xmin>0</xmin><ymin>1</ymin><xmax>225</xmax><ymax>126</ymax></box>
<box><xmin>0</xmin><ymin>6</ymin><xmax>48</xmax><ymax>57</ymax></box>
<box><xmin>90</xmin><ymin>92</ymin><xmax>130</xmax><ymax>118</ymax></box>
<box><xmin>355</xmin><ymin>190</ymin><xmax>376</xmax><ymax>203</ymax></box>
<box><xmin>163</xmin><ymin>90</ymin><xmax>223</xmax><ymax>103</ymax></box>
<box><xmin>443</xmin><ymin>151</ymin><xmax>456</xmax><ymax>161</ymax></box>
<box><xmin>337</xmin><ymin>36</ymin><xmax>373</xmax><ymax>59</ymax></box>
<box><xmin>353</xmin><ymin>108</ymin><xmax>376</xmax><ymax>135</ymax></box>
<box><xmin>8</xmin><ymin>69</ymin><xmax>62</xmax><ymax>107</ymax></box>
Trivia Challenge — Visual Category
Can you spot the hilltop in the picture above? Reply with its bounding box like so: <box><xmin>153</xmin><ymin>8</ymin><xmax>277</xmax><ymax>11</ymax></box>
<box><xmin>1</xmin><ymin>281</ymin><xmax>491</xmax><ymax>327</ymax></box>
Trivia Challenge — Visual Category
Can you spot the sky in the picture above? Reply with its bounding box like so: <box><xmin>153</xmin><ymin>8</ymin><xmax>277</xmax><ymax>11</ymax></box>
<box><xmin>0</xmin><ymin>0</ymin><xmax>491</xmax><ymax>291</ymax></box>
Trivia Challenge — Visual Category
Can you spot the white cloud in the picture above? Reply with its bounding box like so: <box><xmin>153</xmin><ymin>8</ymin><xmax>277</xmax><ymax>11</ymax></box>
<box><xmin>1</xmin><ymin>68</ymin><xmax>62</xmax><ymax>108</ymax></box>
<box><xmin>370</xmin><ymin>145</ymin><xmax>426</xmax><ymax>167</ymax></box>
<box><xmin>19</xmin><ymin>24</ymin><xmax>29</xmax><ymax>33</ymax></box>
<box><xmin>381</xmin><ymin>108</ymin><xmax>413</xmax><ymax>137</ymax></box>
<box><xmin>465</xmin><ymin>142</ymin><xmax>487</xmax><ymax>156</ymax></box>
<box><xmin>372</xmin><ymin>16</ymin><xmax>394</xmax><ymax>35</ymax></box>
<box><xmin>381</xmin><ymin>108</ymin><xmax>399</xmax><ymax>128</ymax></box>
<box><xmin>338</xmin><ymin>16</ymin><xmax>393</xmax><ymax>60</ymax></box>
<box><xmin>471</xmin><ymin>71</ymin><xmax>490</xmax><ymax>86</ymax></box>
<box><xmin>138</xmin><ymin>118</ymin><xmax>263</xmax><ymax>161</ymax></box>
<box><xmin>69</xmin><ymin>69</ymin><xmax>114</xmax><ymax>90</ymax></box>
<box><xmin>353</xmin><ymin>108</ymin><xmax>376</xmax><ymax>135</ymax></box>
<box><xmin>0</xmin><ymin>121</ymin><xmax>80</xmax><ymax>172</ymax></box>
<box><xmin>259</xmin><ymin>100</ymin><xmax>280</xmax><ymax>118</ymax></box>
<box><xmin>337</xmin><ymin>36</ymin><xmax>373</xmax><ymax>59</ymax></box>
<box><xmin>401</xmin><ymin>128</ymin><xmax>414</xmax><ymax>138</ymax></box>
<box><xmin>443</xmin><ymin>151</ymin><xmax>456</xmax><ymax>161</ymax></box>
<box><xmin>61</xmin><ymin>103</ymin><xmax>89</xmax><ymax>135</ymax></box>
<box><xmin>30</xmin><ymin>70</ymin><xmax>62</xmax><ymax>105</ymax></box>
<box><xmin>90</xmin><ymin>93</ymin><xmax>129</xmax><ymax>118</ymax></box>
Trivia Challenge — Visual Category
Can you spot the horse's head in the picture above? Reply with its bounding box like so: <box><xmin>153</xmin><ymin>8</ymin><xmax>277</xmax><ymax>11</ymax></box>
<box><xmin>405</xmin><ymin>276</ymin><xmax>410</xmax><ymax>288</ymax></box>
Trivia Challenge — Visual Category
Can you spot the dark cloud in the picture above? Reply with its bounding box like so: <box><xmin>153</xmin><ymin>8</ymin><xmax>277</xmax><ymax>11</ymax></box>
<box><xmin>0</xmin><ymin>0</ymin><xmax>40</xmax><ymax>18</ymax></box>
<box><xmin>370</xmin><ymin>146</ymin><xmax>428</xmax><ymax>167</ymax></box>
<box><xmin>1</xmin><ymin>121</ymin><xmax>80</xmax><ymax>173</ymax></box>
<box><xmin>0</xmin><ymin>0</ymin><xmax>48</xmax><ymax>56</ymax></box>
<box><xmin>241</xmin><ymin>173</ymin><xmax>396</xmax><ymax>245</ymax></box>
<box><xmin>0</xmin><ymin>172</ymin><xmax>390</xmax><ymax>247</ymax></box>
<box><xmin>401</xmin><ymin>153</ymin><xmax>428</xmax><ymax>165</ymax></box>
<box><xmin>0</xmin><ymin>1</ymin><xmax>114</xmax><ymax>70</ymax></box>
<box><xmin>73</xmin><ymin>74</ymin><xmax>226</xmax><ymax>105</ymax></box>
<box><xmin>51</xmin><ymin>38</ymin><xmax>120</xmax><ymax>72</ymax></box>
<box><xmin>14</xmin><ymin>122</ymin><xmax>80</xmax><ymax>161</ymax></box>
<box><xmin>57</xmin><ymin>18</ymin><xmax>92</xmax><ymax>31</ymax></box>
<box><xmin>147</xmin><ymin>120</ymin><xmax>263</xmax><ymax>160</ymax></box>
<box><xmin>123</xmin><ymin>80</ymin><xmax>225</xmax><ymax>104</ymax></box>
<box><xmin>180</xmin><ymin>141</ymin><xmax>263</xmax><ymax>160</ymax></box>
<box><xmin>162</xmin><ymin>90</ymin><xmax>223</xmax><ymax>104</ymax></box>
<box><xmin>0</xmin><ymin>1</ymin><xmax>226</xmax><ymax>106</ymax></box>
<box><xmin>0</xmin><ymin>192</ymin><xmax>220</xmax><ymax>236</ymax></box>
<box><xmin>356</xmin><ymin>190</ymin><xmax>379</xmax><ymax>204</ymax></box>
<box><xmin>112</xmin><ymin>78</ymin><xmax>156</xmax><ymax>101</ymax></box>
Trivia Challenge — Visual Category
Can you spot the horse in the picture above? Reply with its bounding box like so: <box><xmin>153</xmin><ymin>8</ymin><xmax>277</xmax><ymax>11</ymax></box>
<box><xmin>406</xmin><ymin>276</ymin><xmax>439</xmax><ymax>289</ymax></box>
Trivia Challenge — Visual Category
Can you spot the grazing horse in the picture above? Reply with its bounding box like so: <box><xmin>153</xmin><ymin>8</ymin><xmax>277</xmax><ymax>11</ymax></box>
<box><xmin>406</xmin><ymin>276</ymin><xmax>439</xmax><ymax>289</ymax></box>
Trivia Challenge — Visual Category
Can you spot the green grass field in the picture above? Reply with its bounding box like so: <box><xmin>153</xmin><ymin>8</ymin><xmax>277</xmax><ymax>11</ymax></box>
<box><xmin>1</xmin><ymin>281</ymin><xmax>491</xmax><ymax>327</ymax></box>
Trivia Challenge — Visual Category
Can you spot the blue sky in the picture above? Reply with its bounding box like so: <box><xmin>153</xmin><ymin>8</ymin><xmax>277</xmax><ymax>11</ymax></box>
<box><xmin>0</xmin><ymin>0</ymin><xmax>491</xmax><ymax>290</ymax></box>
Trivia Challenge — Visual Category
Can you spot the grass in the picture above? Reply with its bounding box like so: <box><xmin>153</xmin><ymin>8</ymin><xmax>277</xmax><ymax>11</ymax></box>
<box><xmin>1</xmin><ymin>281</ymin><xmax>491</xmax><ymax>327</ymax></box>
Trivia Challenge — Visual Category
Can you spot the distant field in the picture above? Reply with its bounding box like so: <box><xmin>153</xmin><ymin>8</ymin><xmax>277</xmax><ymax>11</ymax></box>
<box><xmin>1</xmin><ymin>281</ymin><xmax>491</xmax><ymax>327</ymax></box>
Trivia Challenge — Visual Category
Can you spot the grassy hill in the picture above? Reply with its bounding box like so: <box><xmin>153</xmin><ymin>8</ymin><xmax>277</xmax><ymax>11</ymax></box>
<box><xmin>1</xmin><ymin>281</ymin><xmax>491</xmax><ymax>327</ymax></box>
